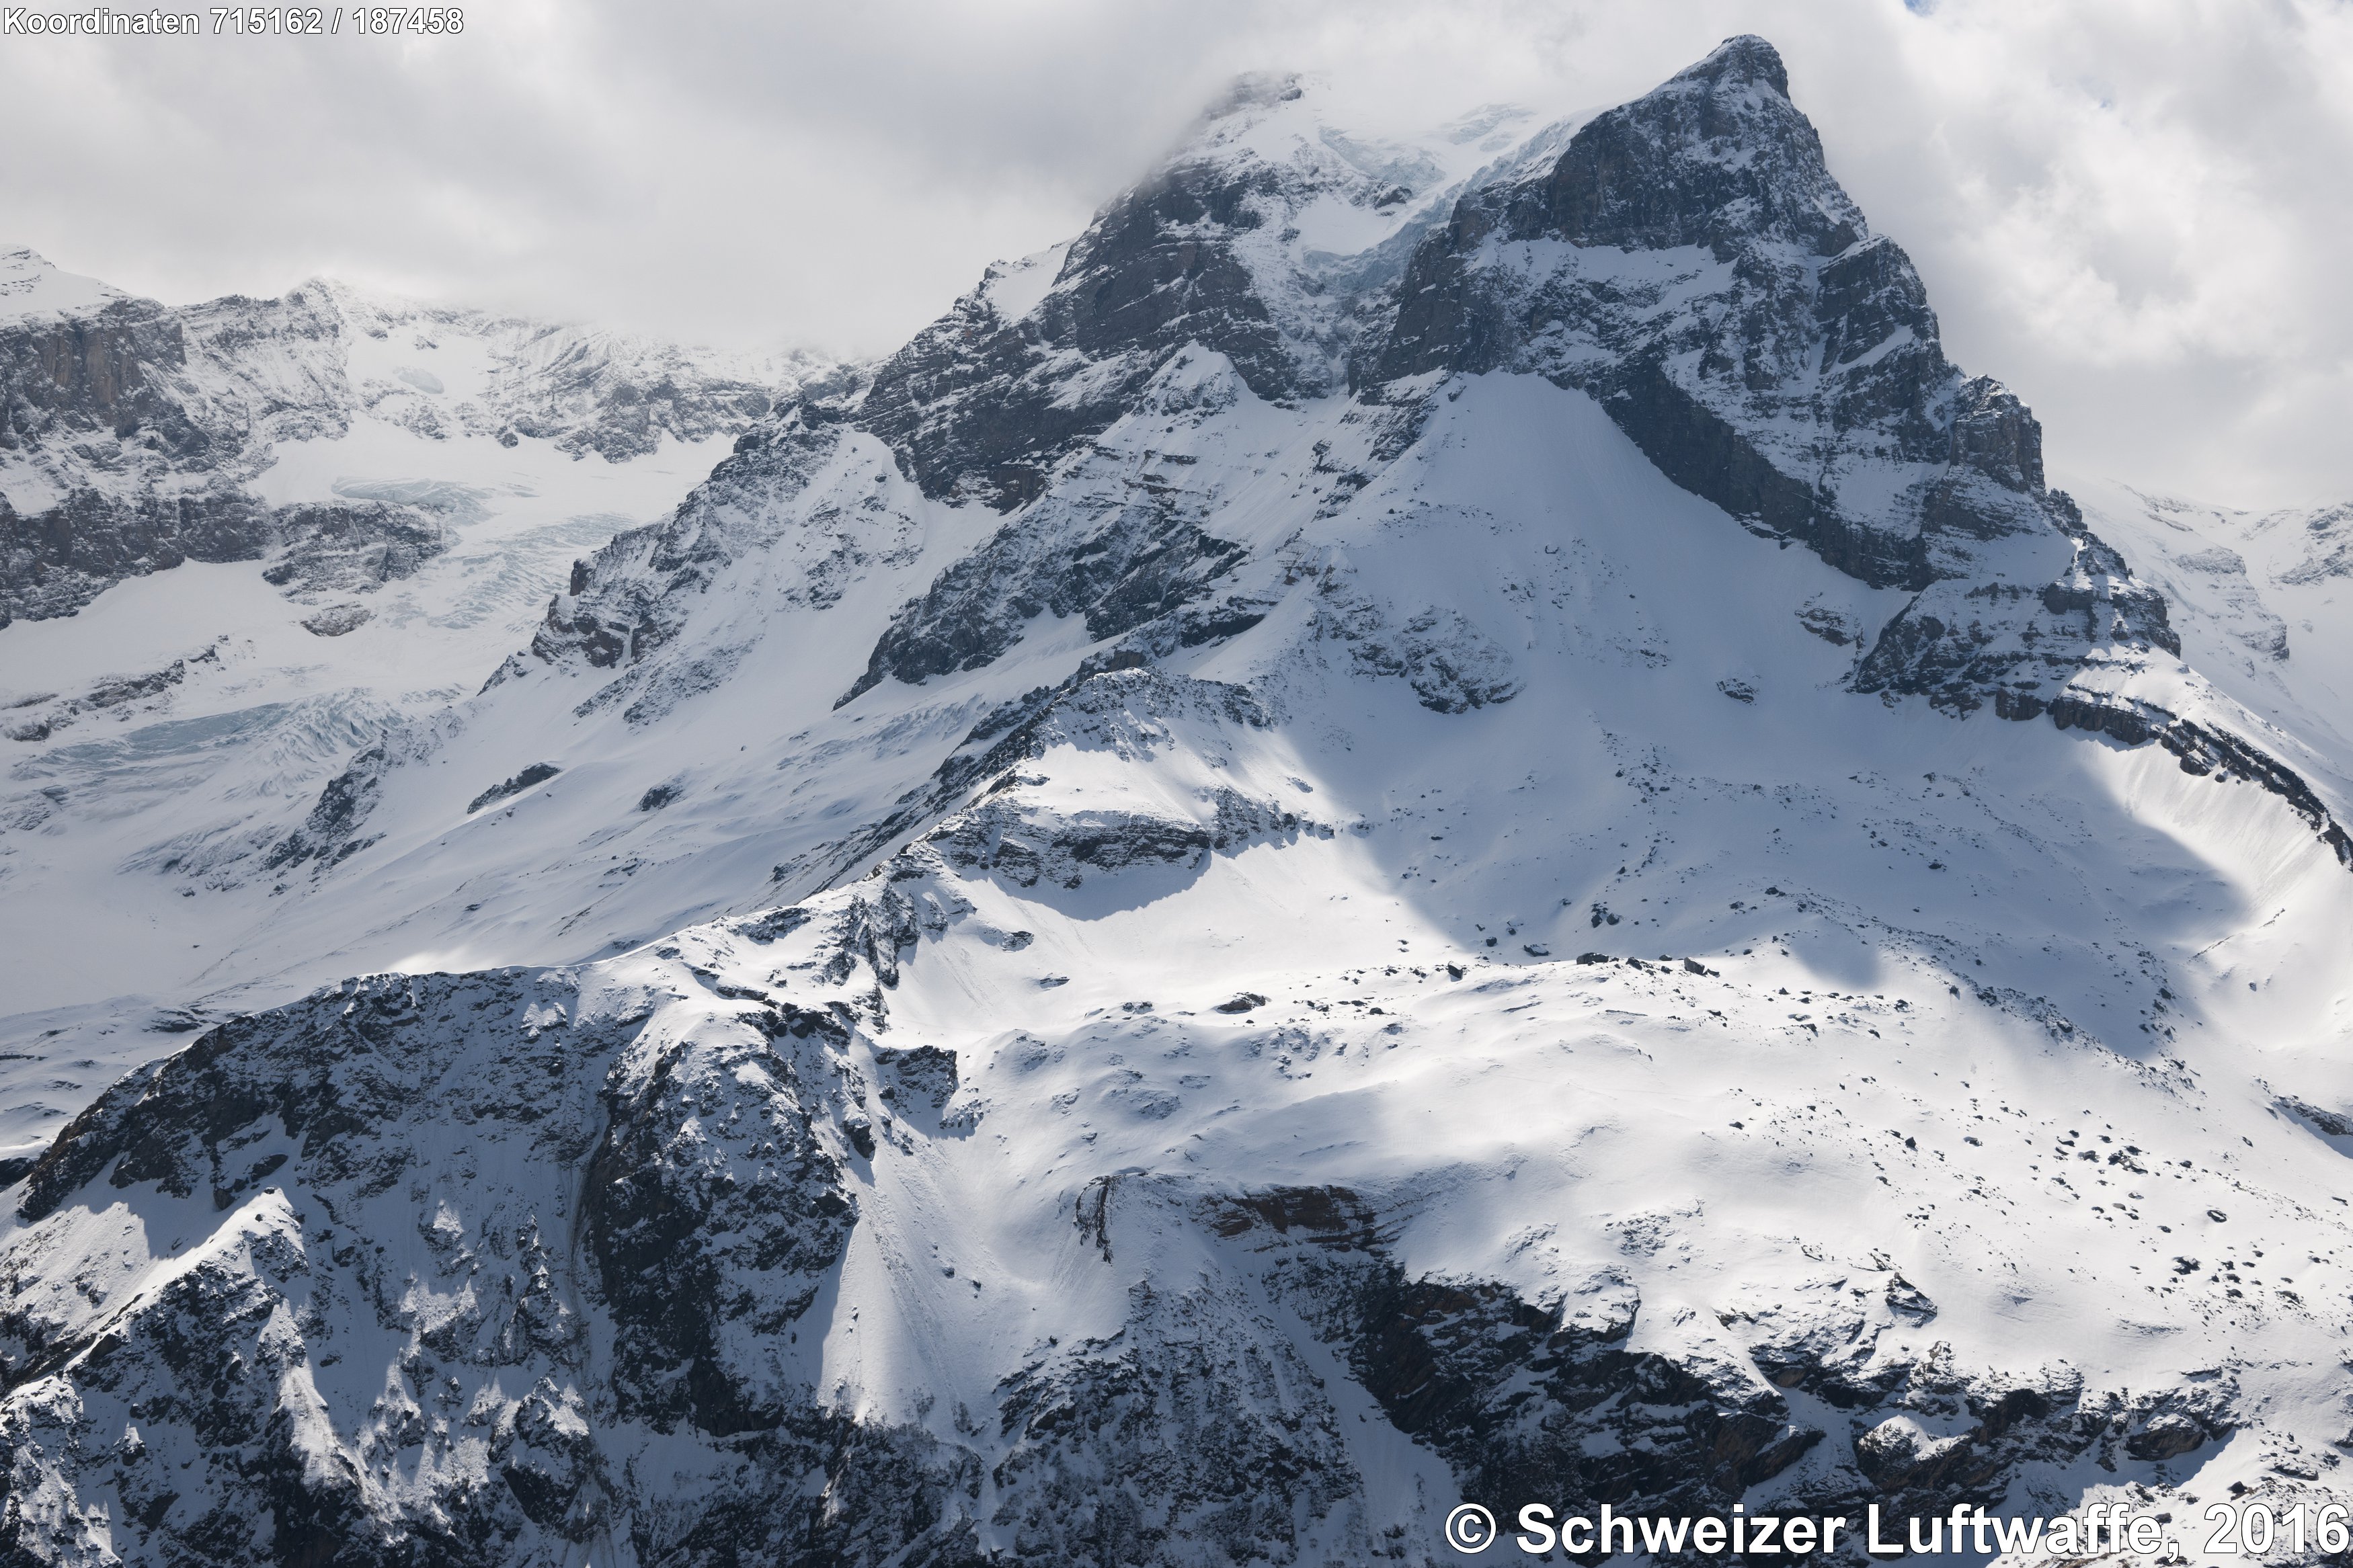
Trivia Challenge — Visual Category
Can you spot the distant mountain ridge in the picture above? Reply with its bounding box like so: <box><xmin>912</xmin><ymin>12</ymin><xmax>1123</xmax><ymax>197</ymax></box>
<box><xmin>0</xmin><ymin>250</ymin><xmax>847</xmax><ymax>624</ymax></box>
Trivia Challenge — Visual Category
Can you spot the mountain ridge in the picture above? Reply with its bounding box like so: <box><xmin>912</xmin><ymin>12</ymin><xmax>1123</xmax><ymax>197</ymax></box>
<box><xmin>0</xmin><ymin>251</ymin><xmax>846</xmax><ymax>624</ymax></box>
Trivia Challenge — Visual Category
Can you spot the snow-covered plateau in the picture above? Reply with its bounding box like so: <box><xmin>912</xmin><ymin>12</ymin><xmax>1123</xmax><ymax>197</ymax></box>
<box><xmin>0</xmin><ymin>34</ymin><xmax>2349</xmax><ymax>1568</ymax></box>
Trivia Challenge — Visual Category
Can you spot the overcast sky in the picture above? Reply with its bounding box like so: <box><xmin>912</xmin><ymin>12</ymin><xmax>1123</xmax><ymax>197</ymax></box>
<box><xmin>3</xmin><ymin>0</ymin><xmax>2346</xmax><ymax>507</ymax></box>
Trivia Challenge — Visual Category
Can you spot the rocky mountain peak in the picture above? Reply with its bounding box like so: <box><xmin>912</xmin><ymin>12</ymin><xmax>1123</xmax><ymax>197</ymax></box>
<box><xmin>1530</xmin><ymin>32</ymin><xmax>1862</xmax><ymax>258</ymax></box>
<box><xmin>856</xmin><ymin>70</ymin><xmax>1470</xmax><ymax>509</ymax></box>
<box><xmin>1676</xmin><ymin>31</ymin><xmax>1792</xmax><ymax>98</ymax></box>
<box><xmin>559</xmin><ymin>40</ymin><xmax>2195</xmax><ymax>737</ymax></box>
<box><xmin>1351</xmin><ymin>37</ymin><xmax>2196</xmax><ymax>726</ymax></box>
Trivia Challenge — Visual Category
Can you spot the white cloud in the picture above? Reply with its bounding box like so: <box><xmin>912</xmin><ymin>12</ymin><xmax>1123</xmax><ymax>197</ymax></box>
<box><xmin>2</xmin><ymin>0</ymin><xmax>2345</xmax><ymax>505</ymax></box>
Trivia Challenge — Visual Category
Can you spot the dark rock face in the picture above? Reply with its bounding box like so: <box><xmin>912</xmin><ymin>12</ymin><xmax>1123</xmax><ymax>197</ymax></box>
<box><xmin>0</xmin><ymin>489</ymin><xmax>450</xmax><ymax>624</ymax></box>
<box><xmin>530</xmin><ymin>415</ymin><xmax>881</xmax><ymax>684</ymax></box>
<box><xmin>1216</xmin><ymin>1188</ymin><xmax>1822</xmax><ymax>1523</ymax></box>
<box><xmin>261</xmin><ymin>501</ymin><xmax>450</xmax><ymax>595</ymax></box>
<box><xmin>838</xmin><ymin>456</ymin><xmax>1250</xmax><ymax>706</ymax></box>
<box><xmin>0</xmin><ymin>285</ymin><xmax>358</xmax><ymax>622</ymax></box>
<box><xmin>263</xmin><ymin>741</ymin><xmax>397</xmax><ymax>870</ymax></box>
<box><xmin>467</xmin><ymin>761</ymin><xmax>562</xmax><ymax>815</ymax></box>
<box><xmin>0</xmin><ymin>966</ymin><xmax>1000</xmax><ymax>1567</ymax></box>
<box><xmin>1317</xmin><ymin>595</ymin><xmax>1522</xmax><ymax>713</ymax></box>
<box><xmin>647</xmin><ymin>104</ymin><xmax>1332</xmax><ymax>718</ymax></box>
<box><xmin>929</xmin><ymin>782</ymin><xmax>1316</xmax><ymax>893</ymax></box>
<box><xmin>1205</xmin><ymin>1185</ymin><xmax>2229</xmax><ymax>1551</ymax></box>
<box><xmin>852</xmin><ymin>282</ymin><xmax>1083</xmax><ymax>516</ymax></box>
<box><xmin>934</xmin><ymin>800</ymin><xmax>1213</xmax><ymax>889</ymax></box>
<box><xmin>0</xmin><ymin>971</ymin><xmax>610</xmax><ymax>1562</ymax></box>
<box><xmin>857</xmin><ymin>75</ymin><xmax>1354</xmax><ymax>515</ymax></box>
<box><xmin>1946</xmin><ymin>375</ymin><xmax>2044</xmax><ymax>493</ymax></box>
<box><xmin>1851</xmin><ymin>507</ymin><xmax>2179</xmax><ymax>712</ymax></box>
<box><xmin>301</xmin><ymin>603</ymin><xmax>374</xmax><ymax>637</ymax></box>
<box><xmin>1374</xmin><ymin>36</ymin><xmax>2032</xmax><ymax>595</ymax></box>
<box><xmin>1049</xmin><ymin>76</ymin><xmax>1347</xmax><ymax>390</ymax></box>
<box><xmin>0</xmin><ymin>298</ymin><xmax>204</xmax><ymax>460</ymax></box>
<box><xmin>872</xmin><ymin>1043</ymin><xmax>958</xmax><ymax>1112</ymax></box>
<box><xmin>534</xmin><ymin>333</ymin><xmax>1280</xmax><ymax>738</ymax></box>
<box><xmin>813</xmin><ymin>77</ymin><xmax>1421</xmax><ymax>697</ymax></box>
<box><xmin>13</xmin><ymin>970</ymin><xmax>552</xmax><ymax>1226</ymax></box>
<box><xmin>988</xmin><ymin>1276</ymin><xmax>1363</xmax><ymax>1566</ymax></box>
<box><xmin>1533</xmin><ymin>35</ymin><xmax>1857</xmax><ymax>257</ymax></box>
<box><xmin>582</xmin><ymin>999</ymin><xmax>856</xmax><ymax>1433</ymax></box>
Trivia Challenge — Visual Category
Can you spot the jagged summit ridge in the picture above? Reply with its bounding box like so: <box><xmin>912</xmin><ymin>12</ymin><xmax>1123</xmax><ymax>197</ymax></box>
<box><xmin>856</xmin><ymin>73</ymin><xmax>1483</xmax><ymax>511</ymax></box>
<box><xmin>1350</xmin><ymin>34</ymin><xmax>2198</xmax><ymax>739</ymax></box>
<box><xmin>1538</xmin><ymin>34</ymin><xmax>1860</xmax><ymax>257</ymax></box>
<box><xmin>827</xmin><ymin>34</ymin><xmax>2190</xmax><ymax>735</ymax></box>
<box><xmin>1377</xmin><ymin>34</ymin><xmax>1981</xmax><ymax>582</ymax></box>
<box><xmin>1685</xmin><ymin>31</ymin><xmax>1791</xmax><ymax>95</ymax></box>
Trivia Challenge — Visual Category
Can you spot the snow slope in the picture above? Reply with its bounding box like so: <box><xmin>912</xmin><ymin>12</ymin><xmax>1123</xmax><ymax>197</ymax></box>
<box><xmin>0</xmin><ymin>245</ymin><xmax>128</xmax><ymax>325</ymax></box>
<box><xmin>0</xmin><ymin>268</ymin><xmax>846</xmax><ymax>1145</ymax></box>
<box><xmin>0</xmin><ymin>35</ymin><xmax>2349</xmax><ymax>1568</ymax></box>
<box><xmin>2072</xmin><ymin>478</ymin><xmax>2353</xmax><ymax>781</ymax></box>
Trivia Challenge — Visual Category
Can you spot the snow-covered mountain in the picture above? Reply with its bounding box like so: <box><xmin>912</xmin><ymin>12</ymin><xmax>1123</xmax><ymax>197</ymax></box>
<box><xmin>0</xmin><ymin>259</ymin><xmax>852</xmax><ymax>1122</ymax></box>
<box><xmin>0</xmin><ymin>250</ymin><xmax>844</xmax><ymax>624</ymax></box>
<box><xmin>3</xmin><ymin>37</ymin><xmax>2352</xmax><ymax>1567</ymax></box>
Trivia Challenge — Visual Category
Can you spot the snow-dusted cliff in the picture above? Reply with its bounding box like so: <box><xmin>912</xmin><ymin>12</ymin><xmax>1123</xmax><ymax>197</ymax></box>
<box><xmin>2</xmin><ymin>36</ymin><xmax>2351</xmax><ymax>1568</ymax></box>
